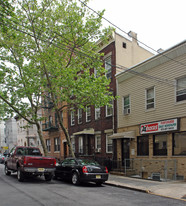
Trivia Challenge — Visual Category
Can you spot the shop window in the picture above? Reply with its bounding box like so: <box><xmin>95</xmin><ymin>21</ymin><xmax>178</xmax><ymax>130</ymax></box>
<box><xmin>173</xmin><ymin>132</ymin><xmax>186</xmax><ymax>155</ymax></box>
<box><xmin>153</xmin><ymin>134</ymin><xmax>167</xmax><ymax>156</ymax></box>
<box><xmin>137</xmin><ymin>136</ymin><xmax>149</xmax><ymax>156</ymax></box>
<box><xmin>54</xmin><ymin>137</ymin><xmax>60</xmax><ymax>152</ymax></box>
<box><xmin>176</xmin><ymin>76</ymin><xmax>186</xmax><ymax>102</ymax></box>
<box><xmin>146</xmin><ymin>87</ymin><xmax>155</xmax><ymax>109</ymax></box>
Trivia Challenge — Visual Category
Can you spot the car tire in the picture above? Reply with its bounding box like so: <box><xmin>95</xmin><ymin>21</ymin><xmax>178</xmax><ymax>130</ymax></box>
<box><xmin>4</xmin><ymin>164</ymin><xmax>11</xmax><ymax>176</ymax></box>
<box><xmin>17</xmin><ymin>167</ymin><xmax>24</xmax><ymax>182</ymax></box>
<box><xmin>71</xmin><ymin>172</ymin><xmax>80</xmax><ymax>185</ymax></box>
<box><xmin>45</xmin><ymin>173</ymin><xmax>52</xmax><ymax>181</ymax></box>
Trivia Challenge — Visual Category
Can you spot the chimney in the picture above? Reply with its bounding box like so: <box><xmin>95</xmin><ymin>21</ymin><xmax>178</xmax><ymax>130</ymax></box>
<box><xmin>128</xmin><ymin>31</ymin><xmax>138</xmax><ymax>43</ymax></box>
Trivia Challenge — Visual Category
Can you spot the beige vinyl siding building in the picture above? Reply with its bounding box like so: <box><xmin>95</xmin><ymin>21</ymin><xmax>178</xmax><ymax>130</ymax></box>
<box><xmin>113</xmin><ymin>40</ymin><xmax>186</xmax><ymax>180</ymax></box>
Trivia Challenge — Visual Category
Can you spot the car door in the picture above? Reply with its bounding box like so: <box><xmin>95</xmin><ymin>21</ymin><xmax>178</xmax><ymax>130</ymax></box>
<box><xmin>6</xmin><ymin>147</ymin><xmax>16</xmax><ymax>169</ymax></box>
<box><xmin>61</xmin><ymin>159</ymin><xmax>76</xmax><ymax>179</ymax></box>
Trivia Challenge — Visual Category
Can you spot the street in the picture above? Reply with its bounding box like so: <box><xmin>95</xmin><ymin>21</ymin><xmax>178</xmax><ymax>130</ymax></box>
<box><xmin>0</xmin><ymin>164</ymin><xmax>185</xmax><ymax>206</ymax></box>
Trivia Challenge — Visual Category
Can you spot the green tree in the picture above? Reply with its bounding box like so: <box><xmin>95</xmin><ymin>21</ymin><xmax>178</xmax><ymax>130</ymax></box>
<box><xmin>0</xmin><ymin>0</ymin><xmax>114</xmax><ymax>157</ymax></box>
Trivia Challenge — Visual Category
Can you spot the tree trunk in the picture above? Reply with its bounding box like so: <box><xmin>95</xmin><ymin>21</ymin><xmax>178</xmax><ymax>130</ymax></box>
<box><xmin>36</xmin><ymin>122</ymin><xmax>48</xmax><ymax>156</ymax></box>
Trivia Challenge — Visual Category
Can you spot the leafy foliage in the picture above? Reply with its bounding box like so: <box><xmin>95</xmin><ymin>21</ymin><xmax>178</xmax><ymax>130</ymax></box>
<box><xmin>0</xmin><ymin>0</ymin><xmax>114</xmax><ymax>157</ymax></box>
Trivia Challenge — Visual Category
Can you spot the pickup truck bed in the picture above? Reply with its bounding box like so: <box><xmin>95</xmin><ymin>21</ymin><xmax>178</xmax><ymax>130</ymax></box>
<box><xmin>4</xmin><ymin>146</ymin><xmax>56</xmax><ymax>182</ymax></box>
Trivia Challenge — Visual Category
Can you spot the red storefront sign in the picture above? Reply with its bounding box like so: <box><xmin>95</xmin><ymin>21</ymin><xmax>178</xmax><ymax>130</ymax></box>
<box><xmin>140</xmin><ymin>119</ymin><xmax>178</xmax><ymax>134</ymax></box>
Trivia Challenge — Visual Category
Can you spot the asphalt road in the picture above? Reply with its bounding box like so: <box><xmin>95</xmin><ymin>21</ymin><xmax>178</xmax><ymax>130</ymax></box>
<box><xmin>0</xmin><ymin>164</ymin><xmax>185</xmax><ymax>206</ymax></box>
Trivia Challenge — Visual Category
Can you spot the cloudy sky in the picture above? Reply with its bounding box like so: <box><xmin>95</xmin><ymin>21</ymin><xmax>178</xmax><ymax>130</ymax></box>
<box><xmin>88</xmin><ymin>0</ymin><xmax>186</xmax><ymax>53</ymax></box>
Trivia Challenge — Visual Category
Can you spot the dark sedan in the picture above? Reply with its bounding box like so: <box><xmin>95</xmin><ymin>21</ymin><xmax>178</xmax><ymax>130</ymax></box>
<box><xmin>54</xmin><ymin>158</ymin><xmax>109</xmax><ymax>186</ymax></box>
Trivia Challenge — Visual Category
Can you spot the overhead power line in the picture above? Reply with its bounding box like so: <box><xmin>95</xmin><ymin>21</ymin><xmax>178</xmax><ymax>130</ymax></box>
<box><xmin>78</xmin><ymin>0</ymin><xmax>186</xmax><ymax>68</ymax></box>
<box><xmin>0</xmin><ymin>8</ymin><xmax>185</xmax><ymax>89</ymax></box>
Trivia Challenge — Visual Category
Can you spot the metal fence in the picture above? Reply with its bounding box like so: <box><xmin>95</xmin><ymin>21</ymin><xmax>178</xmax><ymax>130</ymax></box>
<box><xmin>95</xmin><ymin>158</ymin><xmax>178</xmax><ymax>182</ymax></box>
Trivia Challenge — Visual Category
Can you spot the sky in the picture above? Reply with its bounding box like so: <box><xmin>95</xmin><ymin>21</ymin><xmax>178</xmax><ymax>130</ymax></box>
<box><xmin>88</xmin><ymin>0</ymin><xmax>186</xmax><ymax>53</ymax></box>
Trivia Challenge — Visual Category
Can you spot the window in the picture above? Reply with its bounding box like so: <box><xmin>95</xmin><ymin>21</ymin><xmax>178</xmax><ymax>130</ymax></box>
<box><xmin>71</xmin><ymin>110</ymin><xmax>75</xmax><ymax>126</ymax></box>
<box><xmin>71</xmin><ymin>137</ymin><xmax>75</xmax><ymax>152</ymax></box>
<box><xmin>137</xmin><ymin>136</ymin><xmax>149</xmax><ymax>156</ymax></box>
<box><xmin>95</xmin><ymin>135</ymin><xmax>101</xmax><ymax>152</ymax></box>
<box><xmin>86</xmin><ymin>106</ymin><xmax>91</xmax><ymax>122</ymax></box>
<box><xmin>123</xmin><ymin>95</ymin><xmax>130</xmax><ymax>115</ymax></box>
<box><xmin>106</xmin><ymin>134</ymin><xmax>113</xmax><ymax>153</ymax></box>
<box><xmin>46</xmin><ymin>139</ymin><xmax>51</xmax><ymax>152</ymax></box>
<box><xmin>54</xmin><ymin>137</ymin><xmax>60</xmax><ymax>152</ymax></box>
<box><xmin>95</xmin><ymin>107</ymin><xmax>101</xmax><ymax>120</ymax></box>
<box><xmin>146</xmin><ymin>87</ymin><xmax>155</xmax><ymax>109</ymax></box>
<box><xmin>79</xmin><ymin>136</ymin><xmax>83</xmax><ymax>154</ymax></box>
<box><xmin>78</xmin><ymin>108</ymin><xmax>83</xmax><ymax>124</ymax></box>
<box><xmin>106</xmin><ymin>100</ymin><xmax>113</xmax><ymax>117</ymax></box>
<box><xmin>153</xmin><ymin>134</ymin><xmax>167</xmax><ymax>156</ymax></box>
<box><xmin>105</xmin><ymin>56</ymin><xmax>112</xmax><ymax>79</ymax></box>
<box><xmin>176</xmin><ymin>76</ymin><xmax>186</xmax><ymax>102</ymax></box>
<box><xmin>173</xmin><ymin>132</ymin><xmax>186</xmax><ymax>155</ymax></box>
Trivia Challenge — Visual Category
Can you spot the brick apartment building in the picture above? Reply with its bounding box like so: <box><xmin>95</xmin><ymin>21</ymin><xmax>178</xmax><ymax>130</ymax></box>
<box><xmin>68</xmin><ymin>31</ymin><xmax>154</xmax><ymax>161</ymax></box>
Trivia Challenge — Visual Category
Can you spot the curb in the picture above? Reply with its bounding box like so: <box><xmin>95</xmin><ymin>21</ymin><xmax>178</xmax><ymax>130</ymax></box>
<box><xmin>104</xmin><ymin>181</ymin><xmax>186</xmax><ymax>202</ymax></box>
<box><xmin>104</xmin><ymin>182</ymin><xmax>150</xmax><ymax>193</ymax></box>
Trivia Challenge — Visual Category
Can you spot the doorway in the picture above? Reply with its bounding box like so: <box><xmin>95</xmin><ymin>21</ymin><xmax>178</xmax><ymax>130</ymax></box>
<box><xmin>121</xmin><ymin>139</ymin><xmax>130</xmax><ymax>167</ymax></box>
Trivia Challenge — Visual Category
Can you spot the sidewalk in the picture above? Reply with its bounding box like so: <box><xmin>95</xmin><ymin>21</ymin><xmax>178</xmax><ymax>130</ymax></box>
<box><xmin>105</xmin><ymin>174</ymin><xmax>186</xmax><ymax>201</ymax></box>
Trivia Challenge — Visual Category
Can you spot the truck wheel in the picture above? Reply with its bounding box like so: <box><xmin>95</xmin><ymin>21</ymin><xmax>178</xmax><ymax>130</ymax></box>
<box><xmin>72</xmin><ymin>172</ymin><xmax>80</xmax><ymax>185</ymax></box>
<box><xmin>4</xmin><ymin>164</ymin><xmax>11</xmax><ymax>176</ymax></box>
<box><xmin>17</xmin><ymin>167</ymin><xmax>24</xmax><ymax>182</ymax></box>
<box><xmin>45</xmin><ymin>173</ymin><xmax>52</xmax><ymax>181</ymax></box>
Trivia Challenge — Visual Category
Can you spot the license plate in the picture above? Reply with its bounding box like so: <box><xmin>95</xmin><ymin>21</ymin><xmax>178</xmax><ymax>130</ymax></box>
<box><xmin>96</xmin><ymin>175</ymin><xmax>101</xmax><ymax>179</ymax></box>
<box><xmin>38</xmin><ymin>168</ymin><xmax>45</xmax><ymax>172</ymax></box>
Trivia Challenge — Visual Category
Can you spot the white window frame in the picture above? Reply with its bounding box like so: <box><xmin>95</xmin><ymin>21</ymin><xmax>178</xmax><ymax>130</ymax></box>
<box><xmin>123</xmin><ymin>95</ymin><xmax>130</xmax><ymax>115</ymax></box>
<box><xmin>78</xmin><ymin>108</ymin><xmax>83</xmax><ymax>124</ymax></box>
<box><xmin>54</xmin><ymin>137</ymin><xmax>60</xmax><ymax>152</ymax></box>
<box><xmin>71</xmin><ymin>110</ymin><xmax>75</xmax><ymax>126</ymax></box>
<box><xmin>86</xmin><ymin>106</ymin><xmax>91</xmax><ymax>122</ymax></box>
<box><xmin>95</xmin><ymin>135</ymin><xmax>101</xmax><ymax>152</ymax></box>
<box><xmin>175</xmin><ymin>76</ymin><xmax>186</xmax><ymax>103</ymax></box>
<box><xmin>145</xmin><ymin>87</ymin><xmax>155</xmax><ymax>110</ymax></box>
<box><xmin>106</xmin><ymin>100</ymin><xmax>113</xmax><ymax>117</ymax></box>
<box><xmin>105</xmin><ymin>56</ymin><xmax>112</xmax><ymax>79</ymax></box>
<box><xmin>79</xmin><ymin>136</ymin><xmax>83</xmax><ymax>154</ymax></box>
<box><xmin>106</xmin><ymin>134</ymin><xmax>113</xmax><ymax>153</ymax></box>
<box><xmin>46</xmin><ymin>139</ymin><xmax>51</xmax><ymax>152</ymax></box>
<box><xmin>95</xmin><ymin>107</ymin><xmax>101</xmax><ymax>120</ymax></box>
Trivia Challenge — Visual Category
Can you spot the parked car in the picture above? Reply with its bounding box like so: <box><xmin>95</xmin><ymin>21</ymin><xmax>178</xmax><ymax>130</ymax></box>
<box><xmin>4</xmin><ymin>146</ymin><xmax>56</xmax><ymax>182</ymax></box>
<box><xmin>54</xmin><ymin>158</ymin><xmax>109</xmax><ymax>186</ymax></box>
<box><xmin>0</xmin><ymin>154</ymin><xmax>5</xmax><ymax>164</ymax></box>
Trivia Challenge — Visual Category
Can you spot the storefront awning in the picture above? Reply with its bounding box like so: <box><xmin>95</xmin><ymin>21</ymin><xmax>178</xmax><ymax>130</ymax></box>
<box><xmin>73</xmin><ymin>128</ymin><xmax>94</xmax><ymax>136</ymax></box>
<box><xmin>108</xmin><ymin>131</ymin><xmax>136</xmax><ymax>139</ymax></box>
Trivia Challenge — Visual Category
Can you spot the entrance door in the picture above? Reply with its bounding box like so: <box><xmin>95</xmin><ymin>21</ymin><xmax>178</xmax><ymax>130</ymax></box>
<box><xmin>121</xmin><ymin>139</ymin><xmax>130</xmax><ymax>167</ymax></box>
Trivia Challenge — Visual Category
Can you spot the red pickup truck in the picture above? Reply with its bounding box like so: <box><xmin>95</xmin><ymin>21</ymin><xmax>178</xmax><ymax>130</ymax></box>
<box><xmin>4</xmin><ymin>146</ymin><xmax>56</xmax><ymax>182</ymax></box>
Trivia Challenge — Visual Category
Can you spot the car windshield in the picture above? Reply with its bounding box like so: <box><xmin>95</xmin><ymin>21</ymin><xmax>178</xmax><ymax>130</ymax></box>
<box><xmin>16</xmin><ymin>148</ymin><xmax>41</xmax><ymax>156</ymax></box>
<box><xmin>77</xmin><ymin>159</ymin><xmax>100</xmax><ymax>166</ymax></box>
